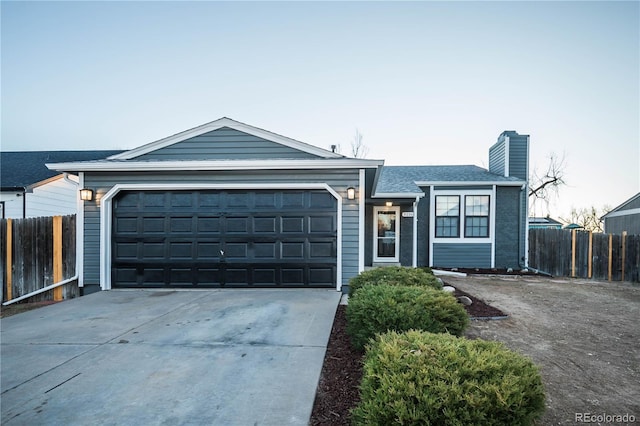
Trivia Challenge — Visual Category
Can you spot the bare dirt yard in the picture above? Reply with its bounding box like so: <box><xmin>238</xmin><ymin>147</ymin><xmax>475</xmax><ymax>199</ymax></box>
<box><xmin>444</xmin><ymin>275</ymin><xmax>640</xmax><ymax>425</ymax></box>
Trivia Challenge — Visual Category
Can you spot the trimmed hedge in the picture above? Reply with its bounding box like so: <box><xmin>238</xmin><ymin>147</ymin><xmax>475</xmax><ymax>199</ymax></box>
<box><xmin>348</xmin><ymin>266</ymin><xmax>442</xmax><ymax>298</ymax></box>
<box><xmin>346</xmin><ymin>284</ymin><xmax>468</xmax><ymax>351</ymax></box>
<box><xmin>352</xmin><ymin>330</ymin><xmax>546</xmax><ymax>426</ymax></box>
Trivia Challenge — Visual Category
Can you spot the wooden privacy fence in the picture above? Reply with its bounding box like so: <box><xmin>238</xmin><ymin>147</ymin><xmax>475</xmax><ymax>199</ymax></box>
<box><xmin>529</xmin><ymin>228</ymin><xmax>640</xmax><ymax>282</ymax></box>
<box><xmin>1</xmin><ymin>215</ymin><xmax>78</xmax><ymax>304</ymax></box>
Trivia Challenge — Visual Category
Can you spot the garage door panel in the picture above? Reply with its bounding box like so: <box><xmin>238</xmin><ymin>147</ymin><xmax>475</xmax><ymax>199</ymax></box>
<box><xmin>197</xmin><ymin>217</ymin><xmax>220</xmax><ymax>233</ymax></box>
<box><xmin>310</xmin><ymin>241</ymin><xmax>334</xmax><ymax>258</ymax></box>
<box><xmin>115</xmin><ymin>217</ymin><xmax>138</xmax><ymax>233</ymax></box>
<box><xmin>254</xmin><ymin>217</ymin><xmax>276</xmax><ymax>233</ymax></box>
<box><xmin>282</xmin><ymin>242</ymin><xmax>304</xmax><ymax>259</ymax></box>
<box><xmin>309</xmin><ymin>216</ymin><xmax>334</xmax><ymax>233</ymax></box>
<box><xmin>112</xmin><ymin>189</ymin><xmax>337</xmax><ymax>288</ymax></box>
<box><xmin>282</xmin><ymin>217</ymin><xmax>304</xmax><ymax>233</ymax></box>
<box><xmin>170</xmin><ymin>217</ymin><xmax>193</xmax><ymax>233</ymax></box>
<box><xmin>143</xmin><ymin>218</ymin><xmax>165</xmax><ymax>233</ymax></box>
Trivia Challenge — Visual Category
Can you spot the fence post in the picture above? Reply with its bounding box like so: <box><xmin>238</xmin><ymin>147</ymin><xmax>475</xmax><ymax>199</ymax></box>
<box><xmin>53</xmin><ymin>216</ymin><xmax>63</xmax><ymax>301</ymax></box>
<box><xmin>571</xmin><ymin>229</ymin><xmax>576</xmax><ymax>278</ymax></box>
<box><xmin>621</xmin><ymin>231</ymin><xmax>627</xmax><ymax>282</ymax></box>
<box><xmin>588</xmin><ymin>231</ymin><xmax>593</xmax><ymax>279</ymax></box>
<box><xmin>608</xmin><ymin>233</ymin><xmax>613</xmax><ymax>282</ymax></box>
<box><xmin>5</xmin><ymin>218</ymin><xmax>12</xmax><ymax>301</ymax></box>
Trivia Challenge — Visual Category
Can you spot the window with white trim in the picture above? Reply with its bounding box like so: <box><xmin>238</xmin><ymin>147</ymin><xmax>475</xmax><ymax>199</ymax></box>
<box><xmin>435</xmin><ymin>196</ymin><xmax>460</xmax><ymax>238</ymax></box>
<box><xmin>464</xmin><ymin>195</ymin><xmax>490</xmax><ymax>237</ymax></box>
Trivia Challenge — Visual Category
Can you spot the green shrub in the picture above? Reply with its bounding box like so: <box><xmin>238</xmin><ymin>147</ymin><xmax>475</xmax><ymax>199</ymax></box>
<box><xmin>352</xmin><ymin>330</ymin><xmax>546</xmax><ymax>426</ymax></box>
<box><xmin>346</xmin><ymin>284</ymin><xmax>468</xmax><ymax>351</ymax></box>
<box><xmin>348</xmin><ymin>266</ymin><xmax>441</xmax><ymax>297</ymax></box>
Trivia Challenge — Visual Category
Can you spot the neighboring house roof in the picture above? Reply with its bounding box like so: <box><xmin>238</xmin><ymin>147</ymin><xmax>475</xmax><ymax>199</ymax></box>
<box><xmin>373</xmin><ymin>165</ymin><xmax>525</xmax><ymax>198</ymax></box>
<box><xmin>601</xmin><ymin>192</ymin><xmax>640</xmax><ymax>219</ymax></box>
<box><xmin>1</xmin><ymin>150</ymin><xmax>123</xmax><ymax>190</ymax></box>
<box><xmin>529</xmin><ymin>217</ymin><xmax>563</xmax><ymax>229</ymax></box>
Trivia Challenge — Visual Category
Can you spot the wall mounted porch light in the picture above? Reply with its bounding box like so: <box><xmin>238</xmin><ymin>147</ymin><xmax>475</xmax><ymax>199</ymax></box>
<box><xmin>79</xmin><ymin>188</ymin><xmax>94</xmax><ymax>201</ymax></box>
<box><xmin>347</xmin><ymin>187</ymin><xmax>356</xmax><ymax>200</ymax></box>
<box><xmin>385</xmin><ymin>201</ymin><xmax>393</xmax><ymax>207</ymax></box>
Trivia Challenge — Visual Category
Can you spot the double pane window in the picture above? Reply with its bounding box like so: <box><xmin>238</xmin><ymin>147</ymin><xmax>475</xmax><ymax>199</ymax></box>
<box><xmin>464</xmin><ymin>195</ymin><xmax>490</xmax><ymax>237</ymax></box>
<box><xmin>435</xmin><ymin>194</ymin><xmax>490</xmax><ymax>238</ymax></box>
<box><xmin>435</xmin><ymin>196</ymin><xmax>460</xmax><ymax>237</ymax></box>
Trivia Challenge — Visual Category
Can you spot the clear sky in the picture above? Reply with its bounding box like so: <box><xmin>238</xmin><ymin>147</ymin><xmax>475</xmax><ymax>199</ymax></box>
<box><xmin>2</xmin><ymin>1</ymin><xmax>638</xmax><ymax>219</ymax></box>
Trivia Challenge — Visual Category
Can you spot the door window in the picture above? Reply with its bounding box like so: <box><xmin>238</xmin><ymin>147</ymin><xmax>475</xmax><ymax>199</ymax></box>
<box><xmin>374</xmin><ymin>207</ymin><xmax>400</xmax><ymax>262</ymax></box>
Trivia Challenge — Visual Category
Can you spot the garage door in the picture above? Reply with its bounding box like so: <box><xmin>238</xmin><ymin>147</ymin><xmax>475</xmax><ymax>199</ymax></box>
<box><xmin>112</xmin><ymin>190</ymin><xmax>337</xmax><ymax>288</ymax></box>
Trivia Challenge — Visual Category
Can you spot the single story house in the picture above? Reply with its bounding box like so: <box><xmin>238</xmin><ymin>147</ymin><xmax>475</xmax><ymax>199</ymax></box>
<box><xmin>0</xmin><ymin>151</ymin><xmax>122</xmax><ymax>219</ymax></box>
<box><xmin>48</xmin><ymin>118</ymin><xmax>529</xmax><ymax>294</ymax></box>
<box><xmin>602</xmin><ymin>193</ymin><xmax>640</xmax><ymax>235</ymax></box>
<box><xmin>529</xmin><ymin>216</ymin><xmax>563</xmax><ymax>230</ymax></box>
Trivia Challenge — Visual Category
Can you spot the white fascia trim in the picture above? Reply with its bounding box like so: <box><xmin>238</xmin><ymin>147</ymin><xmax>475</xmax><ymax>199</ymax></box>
<box><xmin>47</xmin><ymin>158</ymin><xmax>383</xmax><ymax>172</ymax></box>
<box><xmin>99</xmin><ymin>182</ymin><xmax>344</xmax><ymax>292</ymax></box>
<box><xmin>414</xmin><ymin>180</ymin><xmax>525</xmax><ymax>187</ymax></box>
<box><xmin>371</xmin><ymin>192</ymin><xmax>424</xmax><ymax>199</ymax></box>
<box><xmin>108</xmin><ymin>117</ymin><xmax>344</xmax><ymax>160</ymax></box>
<box><xmin>504</xmin><ymin>136</ymin><xmax>510</xmax><ymax>177</ymax></box>
<box><xmin>358</xmin><ymin>169</ymin><xmax>366</xmax><ymax>273</ymax></box>
<box><xmin>603</xmin><ymin>208</ymin><xmax>640</xmax><ymax>219</ymax></box>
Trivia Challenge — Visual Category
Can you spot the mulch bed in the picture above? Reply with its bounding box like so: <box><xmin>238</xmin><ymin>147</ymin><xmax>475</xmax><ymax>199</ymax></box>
<box><xmin>309</xmin><ymin>287</ymin><xmax>506</xmax><ymax>425</ymax></box>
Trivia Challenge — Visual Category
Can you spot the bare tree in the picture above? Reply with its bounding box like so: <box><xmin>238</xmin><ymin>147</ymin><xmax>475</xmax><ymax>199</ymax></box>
<box><xmin>529</xmin><ymin>152</ymin><xmax>567</xmax><ymax>214</ymax></box>
<box><xmin>350</xmin><ymin>129</ymin><xmax>369</xmax><ymax>158</ymax></box>
<box><xmin>561</xmin><ymin>206</ymin><xmax>611</xmax><ymax>232</ymax></box>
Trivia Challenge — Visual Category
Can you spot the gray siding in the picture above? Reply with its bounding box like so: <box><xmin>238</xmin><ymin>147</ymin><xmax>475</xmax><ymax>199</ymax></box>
<box><xmin>83</xmin><ymin>169</ymin><xmax>360</xmax><ymax>288</ymax></box>
<box><xmin>417</xmin><ymin>189</ymin><xmax>430</xmax><ymax>267</ymax></box>
<box><xmin>508</xmin><ymin>134</ymin><xmax>529</xmax><ymax>181</ymax></box>
<box><xmin>432</xmin><ymin>243</ymin><xmax>492</xmax><ymax>268</ymax></box>
<box><xmin>137</xmin><ymin>128</ymin><xmax>321</xmax><ymax>161</ymax></box>
<box><xmin>488</xmin><ymin>139</ymin><xmax>506</xmax><ymax>177</ymax></box>
<box><xmin>399</xmin><ymin>205</ymin><xmax>413</xmax><ymax>266</ymax></box>
<box><xmin>604</xmin><ymin>214</ymin><xmax>640</xmax><ymax>235</ymax></box>
<box><xmin>488</xmin><ymin>131</ymin><xmax>528</xmax><ymax>180</ymax></box>
<box><xmin>494</xmin><ymin>186</ymin><xmax>522</xmax><ymax>268</ymax></box>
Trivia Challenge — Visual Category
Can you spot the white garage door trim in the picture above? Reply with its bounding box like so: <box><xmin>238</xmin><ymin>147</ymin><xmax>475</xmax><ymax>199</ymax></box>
<box><xmin>99</xmin><ymin>183</ymin><xmax>343</xmax><ymax>291</ymax></box>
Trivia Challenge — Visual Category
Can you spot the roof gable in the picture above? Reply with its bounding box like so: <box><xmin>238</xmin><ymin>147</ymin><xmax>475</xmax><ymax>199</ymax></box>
<box><xmin>1</xmin><ymin>150</ymin><xmax>122</xmax><ymax>189</ymax></box>
<box><xmin>602</xmin><ymin>192</ymin><xmax>640</xmax><ymax>217</ymax></box>
<box><xmin>110</xmin><ymin>117</ymin><xmax>343</xmax><ymax>161</ymax></box>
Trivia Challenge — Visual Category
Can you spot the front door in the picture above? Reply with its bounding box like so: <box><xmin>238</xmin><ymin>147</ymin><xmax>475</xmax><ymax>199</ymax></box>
<box><xmin>373</xmin><ymin>206</ymin><xmax>400</xmax><ymax>263</ymax></box>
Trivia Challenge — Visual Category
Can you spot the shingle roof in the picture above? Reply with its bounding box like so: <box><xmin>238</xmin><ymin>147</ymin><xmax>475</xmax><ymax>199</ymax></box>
<box><xmin>374</xmin><ymin>165</ymin><xmax>524</xmax><ymax>197</ymax></box>
<box><xmin>1</xmin><ymin>150</ymin><xmax>123</xmax><ymax>189</ymax></box>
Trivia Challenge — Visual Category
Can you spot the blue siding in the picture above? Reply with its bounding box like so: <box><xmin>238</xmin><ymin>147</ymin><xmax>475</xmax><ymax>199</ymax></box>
<box><xmin>489</xmin><ymin>139</ymin><xmax>506</xmax><ymax>177</ymax></box>
<box><xmin>494</xmin><ymin>186</ymin><xmax>522</xmax><ymax>268</ymax></box>
<box><xmin>508</xmin><ymin>134</ymin><xmax>529</xmax><ymax>181</ymax></box>
<box><xmin>83</xmin><ymin>169</ymin><xmax>360</xmax><ymax>288</ymax></box>
<box><xmin>432</xmin><ymin>243</ymin><xmax>492</xmax><ymax>268</ymax></box>
<box><xmin>137</xmin><ymin>128</ymin><xmax>321</xmax><ymax>161</ymax></box>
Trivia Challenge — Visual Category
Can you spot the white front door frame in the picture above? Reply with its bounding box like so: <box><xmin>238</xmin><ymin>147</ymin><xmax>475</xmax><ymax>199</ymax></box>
<box><xmin>373</xmin><ymin>206</ymin><xmax>400</xmax><ymax>263</ymax></box>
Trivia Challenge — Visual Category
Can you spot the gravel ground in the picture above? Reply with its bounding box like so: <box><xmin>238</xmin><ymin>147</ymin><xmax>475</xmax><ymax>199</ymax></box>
<box><xmin>445</xmin><ymin>275</ymin><xmax>640</xmax><ymax>426</ymax></box>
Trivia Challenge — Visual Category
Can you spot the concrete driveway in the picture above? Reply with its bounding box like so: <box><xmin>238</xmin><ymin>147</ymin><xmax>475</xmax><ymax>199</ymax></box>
<box><xmin>1</xmin><ymin>289</ymin><xmax>341</xmax><ymax>425</ymax></box>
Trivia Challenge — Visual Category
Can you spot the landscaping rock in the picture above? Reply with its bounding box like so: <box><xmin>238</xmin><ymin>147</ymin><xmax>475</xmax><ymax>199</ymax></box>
<box><xmin>457</xmin><ymin>295</ymin><xmax>473</xmax><ymax>306</ymax></box>
<box><xmin>442</xmin><ymin>286</ymin><xmax>456</xmax><ymax>293</ymax></box>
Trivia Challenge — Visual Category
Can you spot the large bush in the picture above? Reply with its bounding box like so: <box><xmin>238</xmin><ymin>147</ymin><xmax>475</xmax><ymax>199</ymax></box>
<box><xmin>348</xmin><ymin>266</ymin><xmax>442</xmax><ymax>297</ymax></box>
<box><xmin>352</xmin><ymin>330</ymin><xmax>546</xmax><ymax>426</ymax></box>
<box><xmin>346</xmin><ymin>284</ymin><xmax>468</xmax><ymax>351</ymax></box>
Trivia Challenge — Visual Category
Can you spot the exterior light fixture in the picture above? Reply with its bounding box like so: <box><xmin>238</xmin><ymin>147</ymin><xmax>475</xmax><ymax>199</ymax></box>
<box><xmin>79</xmin><ymin>188</ymin><xmax>94</xmax><ymax>201</ymax></box>
<box><xmin>385</xmin><ymin>201</ymin><xmax>393</xmax><ymax>207</ymax></box>
<box><xmin>347</xmin><ymin>187</ymin><xmax>356</xmax><ymax>200</ymax></box>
